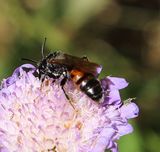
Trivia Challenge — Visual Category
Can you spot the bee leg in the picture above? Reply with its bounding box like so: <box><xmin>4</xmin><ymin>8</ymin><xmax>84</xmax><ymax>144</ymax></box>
<box><xmin>60</xmin><ymin>78</ymin><xmax>75</xmax><ymax>109</ymax></box>
<box><xmin>39</xmin><ymin>74</ymin><xmax>45</xmax><ymax>90</ymax></box>
<box><xmin>60</xmin><ymin>77</ymin><xmax>69</xmax><ymax>98</ymax></box>
<box><xmin>39</xmin><ymin>73</ymin><xmax>46</xmax><ymax>82</ymax></box>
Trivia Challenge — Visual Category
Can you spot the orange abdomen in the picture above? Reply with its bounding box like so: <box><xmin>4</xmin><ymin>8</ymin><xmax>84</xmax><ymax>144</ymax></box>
<box><xmin>70</xmin><ymin>69</ymin><xmax>85</xmax><ymax>84</ymax></box>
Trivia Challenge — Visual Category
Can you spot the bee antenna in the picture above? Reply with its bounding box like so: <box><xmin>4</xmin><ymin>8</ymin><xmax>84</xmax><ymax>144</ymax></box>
<box><xmin>41</xmin><ymin>37</ymin><xmax>47</xmax><ymax>59</ymax></box>
<box><xmin>21</xmin><ymin>58</ymin><xmax>37</xmax><ymax>65</ymax></box>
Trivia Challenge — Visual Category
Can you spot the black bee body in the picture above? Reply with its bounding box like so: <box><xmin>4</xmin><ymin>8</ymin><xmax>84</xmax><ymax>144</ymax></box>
<box><xmin>38</xmin><ymin>53</ymin><xmax>68</xmax><ymax>80</ymax></box>
<box><xmin>38</xmin><ymin>51</ymin><xmax>103</xmax><ymax>102</ymax></box>
<box><xmin>80</xmin><ymin>76</ymin><xmax>102</xmax><ymax>100</ymax></box>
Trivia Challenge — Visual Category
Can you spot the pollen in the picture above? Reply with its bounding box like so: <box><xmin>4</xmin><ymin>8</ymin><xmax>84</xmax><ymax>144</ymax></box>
<box><xmin>75</xmin><ymin>121</ymin><xmax>83</xmax><ymax>130</ymax></box>
<box><xmin>64</xmin><ymin>121</ymin><xmax>72</xmax><ymax>129</ymax></box>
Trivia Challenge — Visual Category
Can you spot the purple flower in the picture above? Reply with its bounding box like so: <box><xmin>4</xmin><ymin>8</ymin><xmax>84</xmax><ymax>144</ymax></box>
<box><xmin>0</xmin><ymin>64</ymin><xmax>139</xmax><ymax>152</ymax></box>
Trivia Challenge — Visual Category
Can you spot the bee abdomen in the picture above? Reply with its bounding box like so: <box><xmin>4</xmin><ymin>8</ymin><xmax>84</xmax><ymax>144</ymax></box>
<box><xmin>80</xmin><ymin>78</ymin><xmax>102</xmax><ymax>101</ymax></box>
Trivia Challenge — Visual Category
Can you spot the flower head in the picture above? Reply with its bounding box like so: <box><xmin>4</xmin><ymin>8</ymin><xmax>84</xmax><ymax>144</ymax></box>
<box><xmin>0</xmin><ymin>64</ymin><xmax>139</xmax><ymax>152</ymax></box>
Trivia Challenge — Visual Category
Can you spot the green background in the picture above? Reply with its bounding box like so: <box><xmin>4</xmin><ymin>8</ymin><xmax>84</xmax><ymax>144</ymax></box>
<box><xmin>0</xmin><ymin>0</ymin><xmax>160</xmax><ymax>152</ymax></box>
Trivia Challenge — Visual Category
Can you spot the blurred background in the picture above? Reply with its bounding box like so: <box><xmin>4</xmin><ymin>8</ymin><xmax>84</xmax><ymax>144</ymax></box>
<box><xmin>0</xmin><ymin>0</ymin><xmax>159</xmax><ymax>151</ymax></box>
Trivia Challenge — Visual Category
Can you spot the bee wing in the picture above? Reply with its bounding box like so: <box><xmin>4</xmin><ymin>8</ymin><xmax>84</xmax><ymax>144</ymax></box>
<box><xmin>71</xmin><ymin>58</ymin><xmax>102</xmax><ymax>77</ymax></box>
<box><xmin>49</xmin><ymin>53</ymin><xmax>102</xmax><ymax>77</ymax></box>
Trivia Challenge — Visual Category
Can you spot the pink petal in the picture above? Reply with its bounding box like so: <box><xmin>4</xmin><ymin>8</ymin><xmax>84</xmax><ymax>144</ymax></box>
<box><xmin>107</xmin><ymin>76</ymin><xmax>129</xmax><ymax>90</ymax></box>
<box><xmin>120</xmin><ymin>102</ymin><xmax>139</xmax><ymax>119</ymax></box>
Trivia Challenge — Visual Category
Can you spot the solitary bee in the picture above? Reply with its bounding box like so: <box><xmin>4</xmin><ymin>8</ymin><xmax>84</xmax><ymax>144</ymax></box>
<box><xmin>23</xmin><ymin>39</ymin><xmax>103</xmax><ymax>103</ymax></box>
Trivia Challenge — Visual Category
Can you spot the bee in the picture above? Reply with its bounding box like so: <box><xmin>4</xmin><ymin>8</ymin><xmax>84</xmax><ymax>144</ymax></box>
<box><xmin>23</xmin><ymin>39</ymin><xmax>103</xmax><ymax>103</ymax></box>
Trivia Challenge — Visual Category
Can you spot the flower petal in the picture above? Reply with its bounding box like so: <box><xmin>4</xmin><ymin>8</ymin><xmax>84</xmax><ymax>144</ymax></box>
<box><xmin>107</xmin><ymin>76</ymin><xmax>129</xmax><ymax>90</ymax></box>
<box><xmin>117</xmin><ymin>124</ymin><xmax>133</xmax><ymax>136</ymax></box>
<box><xmin>120</xmin><ymin>102</ymin><xmax>139</xmax><ymax>119</ymax></box>
<box><xmin>108</xmin><ymin>90</ymin><xmax>121</xmax><ymax>105</ymax></box>
<box><xmin>0</xmin><ymin>147</ymin><xmax>9</xmax><ymax>152</ymax></box>
<box><xmin>1</xmin><ymin>64</ymin><xmax>36</xmax><ymax>88</ymax></box>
